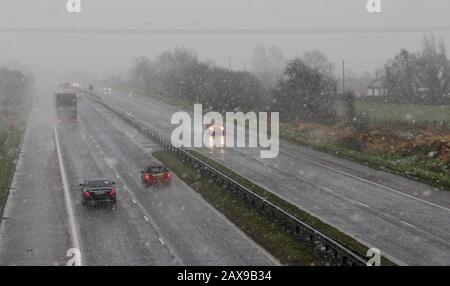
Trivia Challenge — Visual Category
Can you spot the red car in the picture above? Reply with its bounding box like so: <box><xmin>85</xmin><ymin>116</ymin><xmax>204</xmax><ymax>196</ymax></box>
<box><xmin>141</xmin><ymin>164</ymin><xmax>172</xmax><ymax>187</ymax></box>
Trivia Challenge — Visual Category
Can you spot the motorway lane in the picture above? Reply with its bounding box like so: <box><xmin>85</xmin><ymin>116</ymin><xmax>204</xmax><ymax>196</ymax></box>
<box><xmin>101</xmin><ymin>91</ymin><xmax>450</xmax><ymax>265</ymax></box>
<box><xmin>59</xmin><ymin>127</ymin><xmax>172</xmax><ymax>266</ymax></box>
<box><xmin>57</xmin><ymin>99</ymin><xmax>276</xmax><ymax>265</ymax></box>
<box><xmin>0</xmin><ymin>89</ymin><xmax>70</xmax><ymax>265</ymax></box>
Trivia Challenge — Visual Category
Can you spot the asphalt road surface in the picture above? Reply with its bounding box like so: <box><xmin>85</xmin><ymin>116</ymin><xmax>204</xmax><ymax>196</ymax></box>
<box><xmin>0</xmin><ymin>88</ymin><xmax>70</xmax><ymax>266</ymax></box>
<box><xmin>100</xmin><ymin>90</ymin><xmax>450</xmax><ymax>266</ymax></box>
<box><xmin>57</xmin><ymin>96</ymin><xmax>276</xmax><ymax>266</ymax></box>
<box><xmin>0</xmin><ymin>87</ymin><xmax>276</xmax><ymax>266</ymax></box>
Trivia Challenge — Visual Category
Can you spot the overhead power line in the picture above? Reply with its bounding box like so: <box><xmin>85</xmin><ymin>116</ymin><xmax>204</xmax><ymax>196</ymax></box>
<box><xmin>1</xmin><ymin>26</ymin><xmax>450</xmax><ymax>35</ymax></box>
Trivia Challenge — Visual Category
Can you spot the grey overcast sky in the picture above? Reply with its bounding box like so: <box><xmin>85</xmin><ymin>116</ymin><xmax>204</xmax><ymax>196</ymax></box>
<box><xmin>1</xmin><ymin>0</ymin><xmax>450</xmax><ymax>79</ymax></box>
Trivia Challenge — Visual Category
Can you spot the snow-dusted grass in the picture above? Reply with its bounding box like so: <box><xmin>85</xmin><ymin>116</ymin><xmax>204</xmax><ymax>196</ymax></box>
<box><xmin>280</xmin><ymin>123</ymin><xmax>450</xmax><ymax>192</ymax></box>
<box><xmin>0</xmin><ymin>126</ymin><xmax>23</xmax><ymax>210</ymax></box>
<box><xmin>336</xmin><ymin>99</ymin><xmax>450</xmax><ymax>124</ymax></box>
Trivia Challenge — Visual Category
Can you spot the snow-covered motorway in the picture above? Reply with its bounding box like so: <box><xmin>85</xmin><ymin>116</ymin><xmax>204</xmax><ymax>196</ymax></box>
<box><xmin>0</xmin><ymin>87</ymin><xmax>276</xmax><ymax>266</ymax></box>
<box><xmin>101</xmin><ymin>91</ymin><xmax>450</xmax><ymax>266</ymax></box>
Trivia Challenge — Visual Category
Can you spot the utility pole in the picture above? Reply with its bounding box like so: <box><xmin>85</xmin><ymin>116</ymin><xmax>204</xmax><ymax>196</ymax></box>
<box><xmin>342</xmin><ymin>60</ymin><xmax>345</xmax><ymax>95</ymax></box>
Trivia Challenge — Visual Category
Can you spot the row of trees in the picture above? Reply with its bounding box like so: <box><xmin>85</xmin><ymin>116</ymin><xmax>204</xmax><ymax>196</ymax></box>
<box><xmin>384</xmin><ymin>35</ymin><xmax>450</xmax><ymax>104</ymax></box>
<box><xmin>249</xmin><ymin>45</ymin><xmax>286</xmax><ymax>90</ymax></box>
<box><xmin>128</xmin><ymin>48</ymin><xmax>338</xmax><ymax>122</ymax></box>
<box><xmin>129</xmin><ymin>48</ymin><xmax>267</xmax><ymax>113</ymax></box>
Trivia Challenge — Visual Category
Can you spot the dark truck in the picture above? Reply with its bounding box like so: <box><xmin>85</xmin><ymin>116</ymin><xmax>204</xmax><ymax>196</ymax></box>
<box><xmin>55</xmin><ymin>92</ymin><xmax>77</xmax><ymax>125</ymax></box>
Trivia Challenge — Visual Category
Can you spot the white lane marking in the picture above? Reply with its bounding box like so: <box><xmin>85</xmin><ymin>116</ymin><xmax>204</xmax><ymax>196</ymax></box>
<box><xmin>54</xmin><ymin>127</ymin><xmax>83</xmax><ymax>266</ymax></box>
<box><xmin>281</xmin><ymin>149</ymin><xmax>450</xmax><ymax>213</ymax></box>
<box><xmin>400</xmin><ymin>221</ymin><xmax>417</xmax><ymax>230</ymax></box>
<box><xmin>143</xmin><ymin>216</ymin><xmax>149</xmax><ymax>222</ymax></box>
<box><xmin>356</xmin><ymin>202</ymin><xmax>370</xmax><ymax>209</ymax></box>
<box><xmin>159</xmin><ymin>238</ymin><xmax>165</xmax><ymax>245</ymax></box>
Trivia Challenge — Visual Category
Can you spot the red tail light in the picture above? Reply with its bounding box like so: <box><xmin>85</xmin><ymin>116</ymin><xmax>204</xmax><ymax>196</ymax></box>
<box><xmin>144</xmin><ymin>173</ymin><xmax>153</xmax><ymax>181</ymax></box>
<box><xmin>82</xmin><ymin>191</ymin><xmax>91</xmax><ymax>198</ymax></box>
<box><xmin>164</xmin><ymin>172</ymin><xmax>171</xmax><ymax>180</ymax></box>
<box><xmin>72</xmin><ymin>117</ymin><xmax>78</xmax><ymax>123</ymax></box>
<box><xmin>109</xmin><ymin>187</ymin><xmax>116</xmax><ymax>197</ymax></box>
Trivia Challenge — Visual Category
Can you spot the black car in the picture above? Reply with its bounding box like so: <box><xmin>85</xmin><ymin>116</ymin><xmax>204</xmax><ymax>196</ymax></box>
<box><xmin>80</xmin><ymin>179</ymin><xmax>117</xmax><ymax>208</ymax></box>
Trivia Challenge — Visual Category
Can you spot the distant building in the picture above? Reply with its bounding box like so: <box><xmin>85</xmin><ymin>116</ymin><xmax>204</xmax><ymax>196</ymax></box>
<box><xmin>366</xmin><ymin>78</ymin><xmax>388</xmax><ymax>97</ymax></box>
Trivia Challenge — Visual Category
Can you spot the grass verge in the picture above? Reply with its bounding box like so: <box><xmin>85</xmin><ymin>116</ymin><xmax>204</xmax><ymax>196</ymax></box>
<box><xmin>335</xmin><ymin>99</ymin><xmax>450</xmax><ymax>124</ymax></box>
<box><xmin>0</xmin><ymin>127</ymin><xmax>24</xmax><ymax>210</ymax></box>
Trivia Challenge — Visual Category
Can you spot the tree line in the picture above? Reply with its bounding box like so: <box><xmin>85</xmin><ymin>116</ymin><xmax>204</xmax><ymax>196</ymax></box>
<box><xmin>383</xmin><ymin>35</ymin><xmax>450</xmax><ymax>104</ymax></box>
<box><xmin>128</xmin><ymin>47</ymin><xmax>338</xmax><ymax>123</ymax></box>
<box><xmin>129</xmin><ymin>48</ymin><xmax>267</xmax><ymax>113</ymax></box>
<box><xmin>126</xmin><ymin>36</ymin><xmax>450</xmax><ymax>126</ymax></box>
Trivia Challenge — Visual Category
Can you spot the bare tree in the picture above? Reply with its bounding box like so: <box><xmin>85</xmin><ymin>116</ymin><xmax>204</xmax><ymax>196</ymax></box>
<box><xmin>416</xmin><ymin>34</ymin><xmax>450</xmax><ymax>104</ymax></box>
<box><xmin>129</xmin><ymin>56</ymin><xmax>153</xmax><ymax>95</ymax></box>
<box><xmin>302</xmin><ymin>50</ymin><xmax>336</xmax><ymax>80</ymax></box>
<box><xmin>249</xmin><ymin>45</ymin><xmax>286</xmax><ymax>89</ymax></box>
